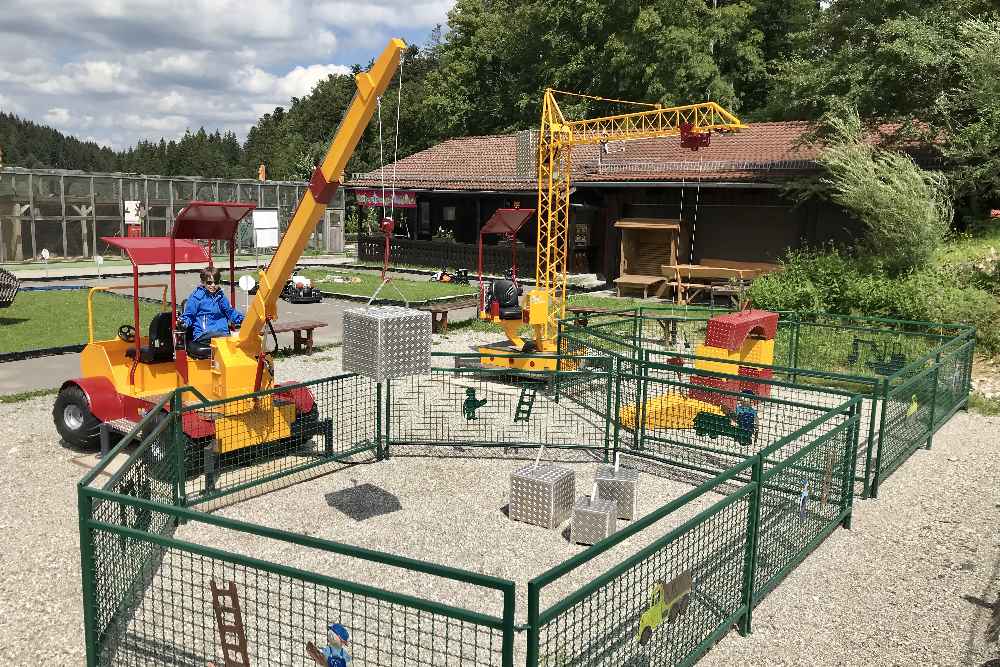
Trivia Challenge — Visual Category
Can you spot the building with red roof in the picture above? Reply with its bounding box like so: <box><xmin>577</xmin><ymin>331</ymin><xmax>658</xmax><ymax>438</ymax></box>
<box><xmin>344</xmin><ymin>122</ymin><xmax>861</xmax><ymax>285</ymax></box>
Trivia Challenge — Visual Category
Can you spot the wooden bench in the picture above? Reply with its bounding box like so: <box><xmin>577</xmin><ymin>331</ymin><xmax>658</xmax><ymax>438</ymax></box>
<box><xmin>269</xmin><ymin>319</ymin><xmax>328</xmax><ymax>354</ymax></box>
<box><xmin>422</xmin><ymin>297</ymin><xmax>480</xmax><ymax>333</ymax></box>
<box><xmin>613</xmin><ymin>273</ymin><xmax>666</xmax><ymax>298</ymax></box>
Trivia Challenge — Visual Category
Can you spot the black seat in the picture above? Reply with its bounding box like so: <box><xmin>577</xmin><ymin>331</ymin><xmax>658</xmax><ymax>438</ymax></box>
<box><xmin>185</xmin><ymin>326</ymin><xmax>213</xmax><ymax>360</ymax></box>
<box><xmin>489</xmin><ymin>279</ymin><xmax>522</xmax><ymax>320</ymax></box>
<box><xmin>125</xmin><ymin>312</ymin><xmax>174</xmax><ymax>364</ymax></box>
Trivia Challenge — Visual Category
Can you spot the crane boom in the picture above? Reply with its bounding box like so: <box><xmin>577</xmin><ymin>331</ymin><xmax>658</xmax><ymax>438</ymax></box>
<box><xmin>531</xmin><ymin>89</ymin><xmax>746</xmax><ymax>347</ymax></box>
<box><xmin>237</xmin><ymin>38</ymin><xmax>406</xmax><ymax>349</ymax></box>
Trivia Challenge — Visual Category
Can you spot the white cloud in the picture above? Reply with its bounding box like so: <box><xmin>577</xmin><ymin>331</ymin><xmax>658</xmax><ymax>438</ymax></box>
<box><xmin>0</xmin><ymin>1</ymin><xmax>451</xmax><ymax>150</ymax></box>
<box><xmin>44</xmin><ymin>108</ymin><xmax>71</xmax><ymax>124</ymax></box>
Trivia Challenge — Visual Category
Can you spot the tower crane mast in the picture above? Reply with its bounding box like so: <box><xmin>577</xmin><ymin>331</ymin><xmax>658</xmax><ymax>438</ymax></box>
<box><xmin>481</xmin><ymin>89</ymin><xmax>745</xmax><ymax>369</ymax></box>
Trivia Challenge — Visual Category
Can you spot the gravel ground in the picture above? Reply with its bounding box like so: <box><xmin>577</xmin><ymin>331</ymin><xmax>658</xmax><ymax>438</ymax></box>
<box><xmin>1</xmin><ymin>329</ymin><xmax>997</xmax><ymax>665</ymax></box>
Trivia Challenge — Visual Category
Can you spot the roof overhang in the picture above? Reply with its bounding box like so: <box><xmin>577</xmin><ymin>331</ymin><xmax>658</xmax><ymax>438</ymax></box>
<box><xmin>480</xmin><ymin>208</ymin><xmax>536</xmax><ymax>236</ymax></box>
<box><xmin>614</xmin><ymin>218</ymin><xmax>681</xmax><ymax>230</ymax></box>
<box><xmin>171</xmin><ymin>201</ymin><xmax>256</xmax><ymax>241</ymax></box>
<box><xmin>101</xmin><ymin>237</ymin><xmax>211</xmax><ymax>267</ymax></box>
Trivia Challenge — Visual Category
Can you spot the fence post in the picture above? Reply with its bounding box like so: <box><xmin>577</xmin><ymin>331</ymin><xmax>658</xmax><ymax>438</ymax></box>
<box><xmin>635</xmin><ymin>353</ymin><xmax>649</xmax><ymax>451</ymax></box>
<box><xmin>612</xmin><ymin>356</ymin><xmax>622</xmax><ymax>461</ymax></box>
<box><xmin>870</xmin><ymin>381</ymin><xmax>891</xmax><ymax>499</ymax></box>
<box><xmin>925</xmin><ymin>353</ymin><xmax>940</xmax><ymax>450</ymax></box>
<box><xmin>603</xmin><ymin>361</ymin><xmax>613</xmax><ymax>463</ymax></box>
<box><xmin>841</xmin><ymin>401</ymin><xmax>860</xmax><ymax>529</ymax></box>
<box><xmin>171</xmin><ymin>390</ymin><xmax>185</xmax><ymax>510</ymax></box>
<box><xmin>78</xmin><ymin>486</ymin><xmax>99</xmax><ymax>667</ymax></box>
<box><xmin>376</xmin><ymin>381</ymin><xmax>385</xmax><ymax>460</ymax></box>
<box><xmin>789</xmin><ymin>313</ymin><xmax>801</xmax><ymax>384</ymax></box>
<box><xmin>739</xmin><ymin>457</ymin><xmax>763</xmax><ymax>636</ymax></box>
<box><xmin>503</xmin><ymin>583</ymin><xmax>516</xmax><ymax>667</ymax></box>
<box><xmin>526</xmin><ymin>580</ymin><xmax>540</xmax><ymax>667</ymax></box>
<box><xmin>860</xmin><ymin>385</ymin><xmax>878</xmax><ymax>499</ymax></box>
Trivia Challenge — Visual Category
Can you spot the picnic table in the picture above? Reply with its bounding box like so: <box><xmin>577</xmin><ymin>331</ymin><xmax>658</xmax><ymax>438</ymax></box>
<box><xmin>270</xmin><ymin>319</ymin><xmax>328</xmax><ymax>354</ymax></box>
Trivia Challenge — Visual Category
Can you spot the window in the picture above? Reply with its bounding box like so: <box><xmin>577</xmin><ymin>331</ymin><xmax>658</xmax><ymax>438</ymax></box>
<box><xmin>442</xmin><ymin>206</ymin><xmax>456</xmax><ymax>221</ymax></box>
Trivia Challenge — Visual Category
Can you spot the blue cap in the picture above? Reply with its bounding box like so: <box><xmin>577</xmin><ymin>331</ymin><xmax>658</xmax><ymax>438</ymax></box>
<box><xmin>328</xmin><ymin>623</ymin><xmax>349</xmax><ymax>643</ymax></box>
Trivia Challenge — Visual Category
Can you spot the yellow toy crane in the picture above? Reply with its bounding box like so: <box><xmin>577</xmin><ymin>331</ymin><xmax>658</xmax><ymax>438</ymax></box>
<box><xmin>52</xmin><ymin>38</ymin><xmax>406</xmax><ymax>455</ymax></box>
<box><xmin>479</xmin><ymin>89</ymin><xmax>745</xmax><ymax>370</ymax></box>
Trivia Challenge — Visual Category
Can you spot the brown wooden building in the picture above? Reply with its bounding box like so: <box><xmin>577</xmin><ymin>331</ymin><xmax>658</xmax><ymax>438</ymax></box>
<box><xmin>345</xmin><ymin>122</ymin><xmax>859</xmax><ymax>284</ymax></box>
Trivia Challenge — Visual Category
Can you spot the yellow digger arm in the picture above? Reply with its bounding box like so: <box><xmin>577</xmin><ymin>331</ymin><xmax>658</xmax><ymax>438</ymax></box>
<box><xmin>237</xmin><ymin>38</ymin><xmax>407</xmax><ymax>350</ymax></box>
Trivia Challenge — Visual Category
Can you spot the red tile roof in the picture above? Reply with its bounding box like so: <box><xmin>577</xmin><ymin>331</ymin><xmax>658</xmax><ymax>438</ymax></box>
<box><xmin>346</xmin><ymin>121</ymin><xmax>824</xmax><ymax>192</ymax></box>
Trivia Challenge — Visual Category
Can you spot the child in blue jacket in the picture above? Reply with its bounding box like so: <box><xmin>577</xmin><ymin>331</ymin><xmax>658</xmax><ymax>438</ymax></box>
<box><xmin>179</xmin><ymin>267</ymin><xmax>244</xmax><ymax>341</ymax></box>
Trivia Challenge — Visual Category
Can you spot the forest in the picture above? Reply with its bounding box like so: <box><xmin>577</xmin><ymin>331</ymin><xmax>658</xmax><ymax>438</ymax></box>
<box><xmin>1</xmin><ymin>0</ymin><xmax>996</xmax><ymax>215</ymax></box>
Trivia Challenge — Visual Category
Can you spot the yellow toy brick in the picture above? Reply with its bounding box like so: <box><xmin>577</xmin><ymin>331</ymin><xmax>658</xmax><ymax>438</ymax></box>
<box><xmin>740</xmin><ymin>338</ymin><xmax>775</xmax><ymax>366</ymax></box>
<box><xmin>693</xmin><ymin>344</ymin><xmax>740</xmax><ymax>375</ymax></box>
<box><xmin>620</xmin><ymin>394</ymin><xmax>724</xmax><ymax>430</ymax></box>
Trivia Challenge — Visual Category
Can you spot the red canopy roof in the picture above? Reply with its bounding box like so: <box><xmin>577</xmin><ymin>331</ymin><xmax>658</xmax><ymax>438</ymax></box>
<box><xmin>171</xmin><ymin>201</ymin><xmax>256</xmax><ymax>241</ymax></box>
<box><xmin>479</xmin><ymin>208</ymin><xmax>535</xmax><ymax>236</ymax></box>
<box><xmin>102</xmin><ymin>237</ymin><xmax>211</xmax><ymax>266</ymax></box>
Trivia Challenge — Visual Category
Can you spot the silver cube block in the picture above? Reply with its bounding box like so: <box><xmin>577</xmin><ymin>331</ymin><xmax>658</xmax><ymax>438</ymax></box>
<box><xmin>571</xmin><ymin>495</ymin><xmax>617</xmax><ymax>545</ymax></box>
<box><xmin>342</xmin><ymin>306</ymin><xmax>432</xmax><ymax>381</ymax></box>
<box><xmin>595</xmin><ymin>465</ymin><xmax>640</xmax><ymax>520</ymax></box>
<box><xmin>509</xmin><ymin>465</ymin><xmax>575</xmax><ymax>529</ymax></box>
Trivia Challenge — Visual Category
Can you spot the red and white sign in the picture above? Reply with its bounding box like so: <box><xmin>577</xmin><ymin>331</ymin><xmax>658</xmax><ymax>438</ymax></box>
<box><xmin>991</xmin><ymin>209</ymin><xmax>1000</xmax><ymax>219</ymax></box>
<box><xmin>355</xmin><ymin>189</ymin><xmax>417</xmax><ymax>208</ymax></box>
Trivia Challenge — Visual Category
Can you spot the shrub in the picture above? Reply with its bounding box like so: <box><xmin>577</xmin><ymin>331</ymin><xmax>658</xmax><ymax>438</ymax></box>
<box><xmin>816</xmin><ymin>106</ymin><xmax>952</xmax><ymax>274</ymax></box>
<box><xmin>749</xmin><ymin>249</ymin><xmax>1000</xmax><ymax>353</ymax></box>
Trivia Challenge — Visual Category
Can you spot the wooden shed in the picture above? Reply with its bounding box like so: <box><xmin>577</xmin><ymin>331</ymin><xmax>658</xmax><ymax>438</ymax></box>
<box><xmin>612</xmin><ymin>218</ymin><xmax>681</xmax><ymax>297</ymax></box>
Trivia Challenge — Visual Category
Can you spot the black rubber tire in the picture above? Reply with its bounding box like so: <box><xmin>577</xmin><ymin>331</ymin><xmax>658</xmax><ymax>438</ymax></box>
<box><xmin>53</xmin><ymin>385</ymin><xmax>102</xmax><ymax>449</ymax></box>
<box><xmin>638</xmin><ymin>626</ymin><xmax>652</xmax><ymax>646</ymax></box>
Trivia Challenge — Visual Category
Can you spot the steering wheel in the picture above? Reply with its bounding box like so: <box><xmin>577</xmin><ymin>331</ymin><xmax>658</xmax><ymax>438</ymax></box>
<box><xmin>118</xmin><ymin>324</ymin><xmax>136</xmax><ymax>343</ymax></box>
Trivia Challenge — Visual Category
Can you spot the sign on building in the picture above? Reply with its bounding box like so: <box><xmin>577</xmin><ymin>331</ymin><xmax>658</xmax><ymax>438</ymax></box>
<box><xmin>355</xmin><ymin>189</ymin><xmax>417</xmax><ymax>208</ymax></box>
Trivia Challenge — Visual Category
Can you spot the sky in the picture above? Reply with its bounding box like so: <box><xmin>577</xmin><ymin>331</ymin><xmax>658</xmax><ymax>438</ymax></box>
<box><xmin>0</xmin><ymin>0</ymin><xmax>453</xmax><ymax>151</ymax></box>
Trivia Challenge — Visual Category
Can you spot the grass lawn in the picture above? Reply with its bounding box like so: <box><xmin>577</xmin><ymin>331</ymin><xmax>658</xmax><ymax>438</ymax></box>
<box><xmin>301</xmin><ymin>268</ymin><xmax>476</xmax><ymax>302</ymax></box>
<box><xmin>0</xmin><ymin>289</ymin><xmax>162</xmax><ymax>354</ymax></box>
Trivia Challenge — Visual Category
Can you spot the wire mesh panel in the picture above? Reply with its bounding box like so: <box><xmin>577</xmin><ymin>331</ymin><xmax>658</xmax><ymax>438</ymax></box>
<box><xmin>172</xmin><ymin>374</ymin><xmax>380</xmax><ymax>505</ymax></box>
<box><xmin>753</xmin><ymin>410</ymin><xmax>860</xmax><ymax>603</ymax></box>
<box><xmin>83</xmin><ymin>496</ymin><xmax>514</xmax><ymax>667</ymax></box>
<box><xmin>617</xmin><ymin>368</ymin><xmax>852</xmax><ymax>481</ymax></box>
<box><xmin>387</xmin><ymin>361</ymin><xmax>610</xmax><ymax>454</ymax></box>
<box><xmin>875</xmin><ymin>363</ymin><xmax>939</xmax><ymax>493</ymax></box>
<box><xmin>531</xmin><ymin>468</ymin><xmax>754</xmax><ymax>667</ymax></box>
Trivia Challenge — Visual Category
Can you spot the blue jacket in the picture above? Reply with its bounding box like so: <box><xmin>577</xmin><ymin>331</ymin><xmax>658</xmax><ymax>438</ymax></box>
<box><xmin>180</xmin><ymin>285</ymin><xmax>244</xmax><ymax>340</ymax></box>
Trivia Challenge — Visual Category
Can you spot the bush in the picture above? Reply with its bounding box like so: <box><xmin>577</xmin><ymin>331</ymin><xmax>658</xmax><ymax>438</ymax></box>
<box><xmin>749</xmin><ymin>249</ymin><xmax>1000</xmax><ymax>353</ymax></box>
<box><xmin>816</xmin><ymin>107</ymin><xmax>952</xmax><ymax>274</ymax></box>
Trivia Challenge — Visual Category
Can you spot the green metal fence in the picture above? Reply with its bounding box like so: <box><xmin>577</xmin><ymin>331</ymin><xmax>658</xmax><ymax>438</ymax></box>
<box><xmin>560</xmin><ymin>308</ymin><xmax>974</xmax><ymax>498</ymax></box>
<box><xmin>77</xmin><ymin>309</ymin><xmax>964</xmax><ymax>667</ymax></box>
<box><xmin>79</xmin><ymin>392</ymin><xmax>517</xmax><ymax>667</ymax></box>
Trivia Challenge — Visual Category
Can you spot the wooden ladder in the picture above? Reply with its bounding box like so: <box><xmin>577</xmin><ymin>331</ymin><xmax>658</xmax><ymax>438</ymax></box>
<box><xmin>210</xmin><ymin>580</ymin><xmax>250</xmax><ymax>667</ymax></box>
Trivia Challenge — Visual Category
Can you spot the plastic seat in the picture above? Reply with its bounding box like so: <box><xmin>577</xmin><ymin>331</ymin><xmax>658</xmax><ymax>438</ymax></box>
<box><xmin>124</xmin><ymin>312</ymin><xmax>174</xmax><ymax>363</ymax></box>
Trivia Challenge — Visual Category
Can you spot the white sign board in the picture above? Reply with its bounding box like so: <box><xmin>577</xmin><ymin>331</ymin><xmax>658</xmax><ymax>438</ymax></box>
<box><xmin>252</xmin><ymin>209</ymin><xmax>280</xmax><ymax>249</ymax></box>
<box><xmin>124</xmin><ymin>200</ymin><xmax>142</xmax><ymax>225</ymax></box>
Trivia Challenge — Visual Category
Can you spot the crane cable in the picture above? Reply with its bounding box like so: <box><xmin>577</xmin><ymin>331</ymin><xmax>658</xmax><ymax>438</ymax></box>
<box><xmin>368</xmin><ymin>56</ymin><xmax>409</xmax><ymax>306</ymax></box>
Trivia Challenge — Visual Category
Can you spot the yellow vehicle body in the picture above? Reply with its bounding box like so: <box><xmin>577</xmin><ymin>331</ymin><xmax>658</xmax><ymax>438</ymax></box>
<box><xmin>56</xmin><ymin>39</ymin><xmax>407</xmax><ymax>454</ymax></box>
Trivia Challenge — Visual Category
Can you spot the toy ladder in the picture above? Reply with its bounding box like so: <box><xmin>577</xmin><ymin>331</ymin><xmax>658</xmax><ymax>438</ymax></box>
<box><xmin>514</xmin><ymin>388</ymin><xmax>536</xmax><ymax>422</ymax></box>
<box><xmin>210</xmin><ymin>580</ymin><xmax>250</xmax><ymax>667</ymax></box>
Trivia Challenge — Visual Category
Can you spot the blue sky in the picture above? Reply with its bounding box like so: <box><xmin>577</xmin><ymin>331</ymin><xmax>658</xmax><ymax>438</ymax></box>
<box><xmin>0</xmin><ymin>1</ymin><xmax>453</xmax><ymax>151</ymax></box>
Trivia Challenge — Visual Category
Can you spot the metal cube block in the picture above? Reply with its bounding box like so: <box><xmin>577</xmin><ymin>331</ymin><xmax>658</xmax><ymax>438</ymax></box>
<box><xmin>342</xmin><ymin>306</ymin><xmax>432</xmax><ymax>381</ymax></box>
<box><xmin>509</xmin><ymin>464</ymin><xmax>575</xmax><ymax>529</ymax></box>
<box><xmin>571</xmin><ymin>495</ymin><xmax>617</xmax><ymax>545</ymax></box>
<box><xmin>595</xmin><ymin>465</ymin><xmax>640</xmax><ymax>520</ymax></box>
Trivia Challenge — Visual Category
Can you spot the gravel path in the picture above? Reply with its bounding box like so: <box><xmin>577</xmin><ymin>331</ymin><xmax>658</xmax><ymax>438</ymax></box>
<box><xmin>1</xmin><ymin>330</ymin><xmax>997</xmax><ymax>665</ymax></box>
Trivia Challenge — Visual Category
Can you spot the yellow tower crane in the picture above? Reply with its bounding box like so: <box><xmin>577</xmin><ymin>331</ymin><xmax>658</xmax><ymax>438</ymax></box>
<box><xmin>479</xmin><ymin>89</ymin><xmax>746</xmax><ymax>371</ymax></box>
